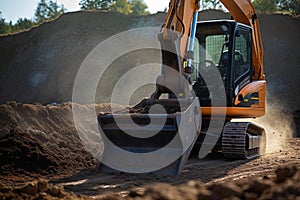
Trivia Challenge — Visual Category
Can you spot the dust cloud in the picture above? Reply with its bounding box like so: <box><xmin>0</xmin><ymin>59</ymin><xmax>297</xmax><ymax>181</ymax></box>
<box><xmin>233</xmin><ymin>101</ymin><xmax>295</xmax><ymax>153</ymax></box>
<box><xmin>253</xmin><ymin>102</ymin><xmax>295</xmax><ymax>153</ymax></box>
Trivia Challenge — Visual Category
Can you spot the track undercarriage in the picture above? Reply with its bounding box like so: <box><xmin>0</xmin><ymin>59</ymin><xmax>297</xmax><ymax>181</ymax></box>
<box><xmin>222</xmin><ymin>122</ymin><xmax>266</xmax><ymax>159</ymax></box>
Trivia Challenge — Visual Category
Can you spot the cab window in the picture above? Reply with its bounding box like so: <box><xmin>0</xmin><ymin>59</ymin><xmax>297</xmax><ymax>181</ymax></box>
<box><xmin>234</xmin><ymin>28</ymin><xmax>251</xmax><ymax>81</ymax></box>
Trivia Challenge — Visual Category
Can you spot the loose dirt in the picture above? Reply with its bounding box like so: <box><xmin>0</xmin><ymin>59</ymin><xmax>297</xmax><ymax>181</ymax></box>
<box><xmin>1</xmin><ymin>165</ymin><xmax>299</xmax><ymax>199</ymax></box>
<box><xmin>51</xmin><ymin>139</ymin><xmax>300</xmax><ymax>199</ymax></box>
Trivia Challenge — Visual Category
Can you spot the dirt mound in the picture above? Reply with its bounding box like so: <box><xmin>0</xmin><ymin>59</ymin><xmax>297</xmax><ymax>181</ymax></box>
<box><xmin>0</xmin><ymin>101</ymin><xmax>123</xmax><ymax>181</ymax></box>
<box><xmin>101</xmin><ymin>166</ymin><xmax>299</xmax><ymax>200</ymax></box>
<box><xmin>0</xmin><ymin>11</ymin><xmax>165</xmax><ymax>104</ymax></box>
<box><xmin>0</xmin><ymin>179</ymin><xmax>88</xmax><ymax>200</ymax></box>
<box><xmin>0</xmin><ymin>166</ymin><xmax>298</xmax><ymax>200</ymax></box>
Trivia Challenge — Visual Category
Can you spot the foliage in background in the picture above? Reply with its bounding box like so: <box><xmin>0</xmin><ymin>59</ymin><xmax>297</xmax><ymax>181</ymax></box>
<box><xmin>1</xmin><ymin>0</ymin><xmax>299</xmax><ymax>35</ymax></box>
<box><xmin>14</xmin><ymin>18</ymin><xmax>35</xmax><ymax>31</ymax></box>
<box><xmin>0</xmin><ymin>12</ymin><xmax>36</xmax><ymax>34</ymax></box>
<box><xmin>130</xmin><ymin>0</ymin><xmax>150</xmax><ymax>15</ymax></box>
<box><xmin>79</xmin><ymin>0</ymin><xmax>149</xmax><ymax>15</ymax></box>
<box><xmin>201</xmin><ymin>0</ymin><xmax>299</xmax><ymax>14</ymax></box>
<box><xmin>110</xmin><ymin>0</ymin><xmax>132</xmax><ymax>14</ymax></box>
<box><xmin>0</xmin><ymin>0</ymin><xmax>149</xmax><ymax>34</ymax></box>
<box><xmin>253</xmin><ymin>0</ymin><xmax>300</xmax><ymax>14</ymax></box>
<box><xmin>34</xmin><ymin>0</ymin><xmax>65</xmax><ymax>23</ymax></box>
<box><xmin>79</xmin><ymin>0</ymin><xmax>115</xmax><ymax>10</ymax></box>
<box><xmin>200</xmin><ymin>0</ymin><xmax>300</xmax><ymax>14</ymax></box>
<box><xmin>253</xmin><ymin>0</ymin><xmax>278</xmax><ymax>12</ymax></box>
<box><xmin>202</xmin><ymin>0</ymin><xmax>222</xmax><ymax>9</ymax></box>
<box><xmin>0</xmin><ymin>0</ymin><xmax>64</xmax><ymax>34</ymax></box>
<box><xmin>0</xmin><ymin>19</ymin><xmax>10</xmax><ymax>34</ymax></box>
<box><xmin>277</xmin><ymin>0</ymin><xmax>300</xmax><ymax>14</ymax></box>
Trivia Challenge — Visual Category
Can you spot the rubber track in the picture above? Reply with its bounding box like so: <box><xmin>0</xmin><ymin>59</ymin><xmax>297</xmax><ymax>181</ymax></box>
<box><xmin>222</xmin><ymin>122</ymin><xmax>261</xmax><ymax>159</ymax></box>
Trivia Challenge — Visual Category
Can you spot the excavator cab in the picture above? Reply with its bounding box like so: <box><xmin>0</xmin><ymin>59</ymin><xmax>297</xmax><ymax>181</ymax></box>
<box><xmin>192</xmin><ymin>20</ymin><xmax>253</xmax><ymax>107</ymax></box>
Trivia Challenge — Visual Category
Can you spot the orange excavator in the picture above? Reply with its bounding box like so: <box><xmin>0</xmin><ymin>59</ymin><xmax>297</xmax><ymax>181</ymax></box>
<box><xmin>98</xmin><ymin>0</ymin><xmax>266</xmax><ymax>175</ymax></box>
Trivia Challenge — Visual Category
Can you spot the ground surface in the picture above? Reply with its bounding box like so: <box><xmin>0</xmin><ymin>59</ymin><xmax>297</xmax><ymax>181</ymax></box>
<box><xmin>53</xmin><ymin>139</ymin><xmax>300</xmax><ymax>198</ymax></box>
<box><xmin>0</xmin><ymin>102</ymin><xmax>299</xmax><ymax>199</ymax></box>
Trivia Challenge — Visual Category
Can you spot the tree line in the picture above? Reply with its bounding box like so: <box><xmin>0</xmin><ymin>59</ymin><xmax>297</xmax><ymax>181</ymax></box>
<box><xmin>0</xmin><ymin>0</ymin><xmax>149</xmax><ymax>34</ymax></box>
<box><xmin>253</xmin><ymin>0</ymin><xmax>300</xmax><ymax>14</ymax></box>
<box><xmin>1</xmin><ymin>0</ymin><xmax>299</xmax><ymax>34</ymax></box>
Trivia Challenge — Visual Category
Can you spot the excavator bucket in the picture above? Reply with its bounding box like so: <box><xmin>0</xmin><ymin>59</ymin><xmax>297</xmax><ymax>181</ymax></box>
<box><xmin>97</xmin><ymin>98</ymin><xmax>201</xmax><ymax>175</ymax></box>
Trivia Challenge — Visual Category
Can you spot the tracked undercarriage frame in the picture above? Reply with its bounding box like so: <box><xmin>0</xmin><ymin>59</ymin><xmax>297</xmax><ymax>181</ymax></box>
<box><xmin>222</xmin><ymin>122</ymin><xmax>266</xmax><ymax>159</ymax></box>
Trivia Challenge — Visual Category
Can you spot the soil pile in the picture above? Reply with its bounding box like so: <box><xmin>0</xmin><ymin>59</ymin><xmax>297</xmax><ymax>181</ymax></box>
<box><xmin>0</xmin><ymin>11</ymin><xmax>165</xmax><ymax>104</ymax></box>
<box><xmin>0</xmin><ymin>179</ymin><xmax>89</xmax><ymax>200</ymax></box>
<box><xmin>0</xmin><ymin>101</ymin><xmax>122</xmax><ymax>181</ymax></box>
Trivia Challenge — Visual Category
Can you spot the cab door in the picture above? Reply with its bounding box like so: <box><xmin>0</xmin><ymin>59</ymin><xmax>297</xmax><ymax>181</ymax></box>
<box><xmin>232</xmin><ymin>25</ymin><xmax>252</xmax><ymax>106</ymax></box>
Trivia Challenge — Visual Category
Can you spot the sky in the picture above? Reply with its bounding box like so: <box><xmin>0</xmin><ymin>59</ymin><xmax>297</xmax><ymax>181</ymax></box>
<box><xmin>0</xmin><ymin>0</ymin><xmax>170</xmax><ymax>23</ymax></box>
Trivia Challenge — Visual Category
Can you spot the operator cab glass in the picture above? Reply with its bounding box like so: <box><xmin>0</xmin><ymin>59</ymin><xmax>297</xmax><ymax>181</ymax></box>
<box><xmin>192</xmin><ymin>20</ymin><xmax>252</xmax><ymax>107</ymax></box>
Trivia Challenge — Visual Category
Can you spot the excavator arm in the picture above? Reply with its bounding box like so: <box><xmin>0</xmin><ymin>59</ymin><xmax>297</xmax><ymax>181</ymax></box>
<box><xmin>160</xmin><ymin>0</ymin><xmax>200</xmax><ymax>72</ymax></box>
<box><xmin>151</xmin><ymin>0</ymin><xmax>200</xmax><ymax>100</ymax></box>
